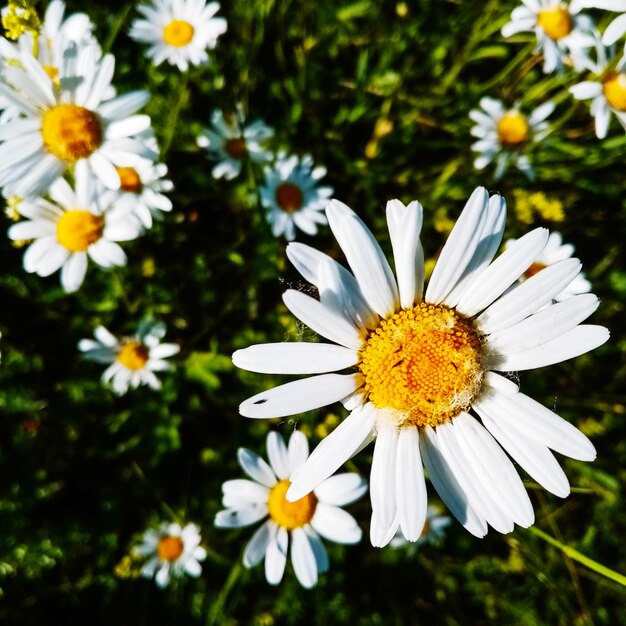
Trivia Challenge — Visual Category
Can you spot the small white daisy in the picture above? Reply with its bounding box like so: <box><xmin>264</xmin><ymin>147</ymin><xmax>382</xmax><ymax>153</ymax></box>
<box><xmin>390</xmin><ymin>505</ymin><xmax>452</xmax><ymax>549</ymax></box>
<box><xmin>129</xmin><ymin>0</ymin><xmax>227</xmax><ymax>72</ymax></box>
<box><xmin>78</xmin><ymin>320</ymin><xmax>180</xmax><ymax>395</ymax></box>
<box><xmin>233</xmin><ymin>189</ymin><xmax>608</xmax><ymax>546</ymax></box>
<box><xmin>502</xmin><ymin>0</ymin><xmax>598</xmax><ymax>73</ymax></box>
<box><xmin>136</xmin><ymin>522</ymin><xmax>206</xmax><ymax>588</ymax></box>
<box><xmin>196</xmin><ymin>108</ymin><xmax>273</xmax><ymax>180</ymax></box>
<box><xmin>570</xmin><ymin>0</ymin><xmax>626</xmax><ymax>45</ymax></box>
<box><xmin>570</xmin><ymin>50</ymin><xmax>626</xmax><ymax>137</ymax></box>
<box><xmin>215</xmin><ymin>430</ymin><xmax>366</xmax><ymax>589</ymax></box>
<box><xmin>470</xmin><ymin>97</ymin><xmax>555</xmax><ymax>180</ymax></box>
<box><xmin>7</xmin><ymin>161</ymin><xmax>141</xmax><ymax>292</ymax></box>
<box><xmin>0</xmin><ymin>44</ymin><xmax>154</xmax><ymax>199</ymax></box>
<box><xmin>260</xmin><ymin>153</ymin><xmax>333</xmax><ymax>241</ymax></box>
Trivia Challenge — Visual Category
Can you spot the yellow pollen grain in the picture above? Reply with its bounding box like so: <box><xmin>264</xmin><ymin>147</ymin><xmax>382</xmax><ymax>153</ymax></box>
<box><xmin>116</xmin><ymin>166</ymin><xmax>143</xmax><ymax>193</ymax></box>
<box><xmin>267</xmin><ymin>480</ymin><xmax>317</xmax><ymax>530</ymax></box>
<box><xmin>603</xmin><ymin>72</ymin><xmax>626</xmax><ymax>112</ymax></box>
<box><xmin>157</xmin><ymin>536</ymin><xmax>184</xmax><ymax>562</ymax></box>
<box><xmin>224</xmin><ymin>137</ymin><xmax>248</xmax><ymax>159</ymax></box>
<box><xmin>275</xmin><ymin>183</ymin><xmax>304</xmax><ymax>213</ymax></box>
<box><xmin>358</xmin><ymin>303</ymin><xmax>485</xmax><ymax>429</ymax></box>
<box><xmin>117</xmin><ymin>341</ymin><xmax>149</xmax><ymax>371</ymax></box>
<box><xmin>537</xmin><ymin>7</ymin><xmax>573</xmax><ymax>40</ymax></box>
<box><xmin>56</xmin><ymin>210</ymin><xmax>104</xmax><ymax>252</ymax></box>
<box><xmin>497</xmin><ymin>111</ymin><xmax>529</xmax><ymax>146</ymax></box>
<box><xmin>163</xmin><ymin>19</ymin><xmax>195</xmax><ymax>47</ymax></box>
<box><xmin>41</xmin><ymin>104</ymin><xmax>102</xmax><ymax>162</ymax></box>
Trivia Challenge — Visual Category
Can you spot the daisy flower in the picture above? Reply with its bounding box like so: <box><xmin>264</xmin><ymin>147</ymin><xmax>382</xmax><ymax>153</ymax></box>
<box><xmin>502</xmin><ymin>1</ymin><xmax>598</xmax><ymax>73</ymax></box>
<box><xmin>0</xmin><ymin>44</ymin><xmax>154</xmax><ymax>199</ymax></box>
<box><xmin>260</xmin><ymin>153</ymin><xmax>333</xmax><ymax>241</ymax></box>
<box><xmin>233</xmin><ymin>189</ymin><xmax>609</xmax><ymax>546</ymax></box>
<box><xmin>570</xmin><ymin>0</ymin><xmax>626</xmax><ymax>45</ymax></box>
<box><xmin>129</xmin><ymin>0</ymin><xmax>227</xmax><ymax>72</ymax></box>
<box><xmin>7</xmin><ymin>161</ymin><xmax>141</xmax><ymax>292</ymax></box>
<box><xmin>196</xmin><ymin>108</ymin><xmax>273</xmax><ymax>180</ymax></box>
<box><xmin>507</xmin><ymin>231</ymin><xmax>592</xmax><ymax>300</ymax></box>
<box><xmin>215</xmin><ymin>430</ymin><xmax>366</xmax><ymax>589</ymax></box>
<box><xmin>136</xmin><ymin>522</ymin><xmax>206</xmax><ymax>588</ymax></box>
<box><xmin>470</xmin><ymin>97</ymin><xmax>555</xmax><ymax>180</ymax></box>
<box><xmin>390</xmin><ymin>505</ymin><xmax>451</xmax><ymax>549</ymax></box>
<box><xmin>78</xmin><ymin>320</ymin><xmax>180</xmax><ymax>395</ymax></box>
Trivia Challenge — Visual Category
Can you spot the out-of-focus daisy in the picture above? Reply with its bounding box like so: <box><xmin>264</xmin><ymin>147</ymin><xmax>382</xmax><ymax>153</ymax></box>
<box><xmin>470</xmin><ymin>97</ymin><xmax>555</xmax><ymax>180</ymax></box>
<box><xmin>570</xmin><ymin>0</ymin><xmax>626</xmax><ymax>45</ymax></box>
<box><xmin>7</xmin><ymin>162</ymin><xmax>141</xmax><ymax>292</ymax></box>
<box><xmin>502</xmin><ymin>1</ymin><xmax>597</xmax><ymax>73</ymax></box>
<box><xmin>0</xmin><ymin>45</ymin><xmax>154</xmax><ymax>199</ymax></box>
<box><xmin>507</xmin><ymin>231</ymin><xmax>592</xmax><ymax>300</ymax></box>
<box><xmin>136</xmin><ymin>522</ymin><xmax>206</xmax><ymax>588</ymax></box>
<box><xmin>390</xmin><ymin>506</ymin><xmax>451</xmax><ymax>549</ymax></box>
<box><xmin>196</xmin><ymin>108</ymin><xmax>273</xmax><ymax>180</ymax></box>
<box><xmin>570</xmin><ymin>52</ymin><xmax>626</xmax><ymax>137</ymax></box>
<box><xmin>215</xmin><ymin>431</ymin><xmax>366</xmax><ymax>589</ymax></box>
<box><xmin>260</xmin><ymin>153</ymin><xmax>333</xmax><ymax>241</ymax></box>
<box><xmin>129</xmin><ymin>0</ymin><xmax>227</xmax><ymax>72</ymax></box>
<box><xmin>233</xmin><ymin>189</ymin><xmax>608</xmax><ymax>546</ymax></box>
<box><xmin>78</xmin><ymin>320</ymin><xmax>179</xmax><ymax>395</ymax></box>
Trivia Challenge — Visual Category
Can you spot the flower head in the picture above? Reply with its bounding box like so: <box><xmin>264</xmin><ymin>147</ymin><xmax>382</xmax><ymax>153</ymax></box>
<box><xmin>233</xmin><ymin>189</ymin><xmax>608</xmax><ymax>546</ymax></box>
<box><xmin>215</xmin><ymin>430</ymin><xmax>366</xmax><ymax>588</ymax></box>
<box><xmin>570</xmin><ymin>0</ymin><xmax>626</xmax><ymax>45</ymax></box>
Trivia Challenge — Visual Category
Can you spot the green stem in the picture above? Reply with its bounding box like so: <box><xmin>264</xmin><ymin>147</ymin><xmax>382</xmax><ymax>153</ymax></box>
<box><xmin>528</xmin><ymin>526</ymin><xmax>626</xmax><ymax>588</ymax></box>
<box><xmin>206</xmin><ymin>561</ymin><xmax>243</xmax><ymax>626</ymax></box>
<box><xmin>161</xmin><ymin>73</ymin><xmax>191</xmax><ymax>158</ymax></box>
<box><xmin>103</xmin><ymin>2</ymin><xmax>134</xmax><ymax>54</ymax></box>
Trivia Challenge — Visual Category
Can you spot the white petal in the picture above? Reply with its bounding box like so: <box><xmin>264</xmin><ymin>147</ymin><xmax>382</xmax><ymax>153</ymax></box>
<box><xmin>243</xmin><ymin>521</ymin><xmax>272</xmax><ymax>568</ymax></box>
<box><xmin>60</xmin><ymin>252</ymin><xmax>88</xmax><ymax>293</ymax></box>
<box><xmin>214</xmin><ymin>505</ymin><xmax>268</xmax><ymax>528</ymax></box>
<box><xmin>222</xmin><ymin>479</ymin><xmax>270</xmax><ymax>505</ymax></box>
<box><xmin>267</xmin><ymin>432</ymin><xmax>291</xmax><ymax>480</ymax></box>
<box><xmin>570</xmin><ymin>81</ymin><xmax>603</xmax><ymax>100</ymax></box>
<box><xmin>237</xmin><ymin>448</ymin><xmax>277</xmax><ymax>487</ymax></box>
<box><xmin>265</xmin><ymin>525</ymin><xmax>288</xmax><ymax>585</ymax></box>
<box><xmin>369</xmin><ymin>419</ymin><xmax>399</xmax><ymax>538</ymax></box>
<box><xmin>291</xmin><ymin>527</ymin><xmax>318</xmax><ymax>588</ymax></box>
<box><xmin>303</xmin><ymin>527</ymin><xmax>329</xmax><ymax>573</ymax></box>
<box><xmin>155</xmin><ymin>564</ymin><xmax>170</xmax><ymax>588</ymax></box>
<box><xmin>603</xmin><ymin>13</ymin><xmax>626</xmax><ymax>45</ymax></box>
<box><xmin>310</xmin><ymin>502</ymin><xmax>362</xmax><ymax>544</ymax></box>
<box><xmin>184</xmin><ymin>558</ymin><xmax>202</xmax><ymax>577</ymax></box>
<box><xmin>288</xmin><ymin>430</ymin><xmax>310</xmax><ymax>474</ymax></box>
<box><xmin>314</xmin><ymin>473</ymin><xmax>367</xmax><ymax>506</ymax></box>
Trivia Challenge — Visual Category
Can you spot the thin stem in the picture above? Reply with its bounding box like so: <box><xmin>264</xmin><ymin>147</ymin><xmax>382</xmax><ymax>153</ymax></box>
<box><xmin>161</xmin><ymin>72</ymin><xmax>191</xmax><ymax>158</ymax></box>
<box><xmin>206</xmin><ymin>561</ymin><xmax>243</xmax><ymax>626</ymax></box>
<box><xmin>103</xmin><ymin>2</ymin><xmax>134</xmax><ymax>54</ymax></box>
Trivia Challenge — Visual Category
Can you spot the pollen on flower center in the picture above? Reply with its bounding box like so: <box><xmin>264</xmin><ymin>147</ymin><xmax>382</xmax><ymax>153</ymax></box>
<box><xmin>537</xmin><ymin>7</ymin><xmax>573</xmax><ymax>40</ymax></box>
<box><xmin>41</xmin><ymin>104</ymin><xmax>103</xmax><ymax>161</ymax></box>
<box><xmin>117</xmin><ymin>166</ymin><xmax>143</xmax><ymax>193</ymax></box>
<box><xmin>524</xmin><ymin>261</ymin><xmax>547</xmax><ymax>279</ymax></box>
<box><xmin>358</xmin><ymin>303</ymin><xmax>485</xmax><ymax>429</ymax></box>
<box><xmin>497</xmin><ymin>111</ymin><xmax>529</xmax><ymax>146</ymax></box>
<box><xmin>275</xmin><ymin>183</ymin><xmax>304</xmax><ymax>213</ymax></box>
<box><xmin>603</xmin><ymin>72</ymin><xmax>626</xmax><ymax>112</ymax></box>
<box><xmin>224</xmin><ymin>137</ymin><xmax>248</xmax><ymax>159</ymax></box>
<box><xmin>163</xmin><ymin>19</ymin><xmax>195</xmax><ymax>47</ymax></box>
<box><xmin>56</xmin><ymin>210</ymin><xmax>104</xmax><ymax>252</ymax></box>
<box><xmin>157</xmin><ymin>536</ymin><xmax>184</xmax><ymax>562</ymax></box>
<box><xmin>117</xmin><ymin>341</ymin><xmax>149</xmax><ymax>370</ymax></box>
<box><xmin>268</xmin><ymin>480</ymin><xmax>317</xmax><ymax>530</ymax></box>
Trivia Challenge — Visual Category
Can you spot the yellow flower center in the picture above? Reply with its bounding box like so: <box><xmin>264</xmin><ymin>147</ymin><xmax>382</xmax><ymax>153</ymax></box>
<box><xmin>116</xmin><ymin>166</ymin><xmax>143</xmax><ymax>193</ymax></box>
<box><xmin>603</xmin><ymin>72</ymin><xmax>626</xmax><ymax>112</ymax></box>
<box><xmin>56</xmin><ymin>210</ymin><xmax>104</xmax><ymax>252</ymax></box>
<box><xmin>497</xmin><ymin>111</ymin><xmax>530</xmax><ymax>146</ymax></box>
<box><xmin>359</xmin><ymin>303</ymin><xmax>485</xmax><ymax>429</ymax></box>
<box><xmin>163</xmin><ymin>19</ymin><xmax>195</xmax><ymax>47</ymax></box>
<box><xmin>268</xmin><ymin>480</ymin><xmax>317</xmax><ymax>530</ymax></box>
<box><xmin>275</xmin><ymin>183</ymin><xmax>304</xmax><ymax>213</ymax></box>
<box><xmin>224</xmin><ymin>137</ymin><xmax>248</xmax><ymax>159</ymax></box>
<box><xmin>537</xmin><ymin>7</ymin><xmax>573</xmax><ymax>40</ymax></box>
<box><xmin>117</xmin><ymin>341</ymin><xmax>149</xmax><ymax>371</ymax></box>
<box><xmin>41</xmin><ymin>104</ymin><xmax>103</xmax><ymax>162</ymax></box>
<box><xmin>157</xmin><ymin>536</ymin><xmax>184</xmax><ymax>562</ymax></box>
<box><xmin>524</xmin><ymin>261</ymin><xmax>547</xmax><ymax>279</ymax></box>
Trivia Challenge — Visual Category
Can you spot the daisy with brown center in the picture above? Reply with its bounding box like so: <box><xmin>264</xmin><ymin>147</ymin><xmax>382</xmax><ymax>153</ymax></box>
<box><xmin>129</xmin><ymin>0</ymin><xmax>227</xmax><ymax>72</ymax></box>
<box><xmin>215</xmin><ymin>431</ymin><xmax>366</xmax><ymax>589</ymax></box>
<box><xmin>502</xmin><ymin>0</ymin><xmax>598</xmax><ymax>73</ymax></box>
<box><xmin>78</xmin><ymin>320</ymin><xmax>180</xmax><ymax>395</ymax></box>
<box><xmin>7</xmin><ymin>161</ymin><xmax>141</xmax><ymax>292</ymax></box>
<box><xmin>136</xmin><ymin>522</ymin><xmax>206</xmax><ymax>588</ymax></box>
<box><xmin>0</xmin><ymin>44</ymin><xmax>154</xmax><ymax>199</ymax></box>
<box><xmin>260</xmin><ymin>153</ymin><xmax>333</xmax><ymax>241</ymax></box>
<box><xmin>470</xmin><ymin>97</ymin><xmax>555</xmax><ymax>180</ymax></box>
<box><xmin>233</xmin><ymin>188</ymin><xmax>608</xmax><ymax>546</ymax></box>
<box><xmin>196</xmin><ymin>107</ymin><xmax>273</xmax><ymax>180</ymax></box>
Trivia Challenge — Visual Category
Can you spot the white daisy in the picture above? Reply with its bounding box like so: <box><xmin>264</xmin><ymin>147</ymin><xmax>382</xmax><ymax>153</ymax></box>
<box><xmin>196</xmin><ymin>108</ymin><xmax>273</xmax><ymax>180</ymax></box>
<box><xmin>570</xmin><ymin>0</ymin><xmax>626</xmax><ymax>45</ymax></box>
<box><xmin>136</xmin><ymin>522</ymin><xmax>206</xmax><ymax>588</ymax></box>
<box><xmin>470</xmin><ymin>97</ymin><xmax>555</xmax><ymax>180</ymax></box>
<box><xmin>570</xmin><ymin>50</ymin><xmax>626</xmax><ymax>138</ymax></box>
<box><xmin>129</xmin><ymin>0</ymin><xmax>227</xmax><ymax>72</ymax></box>
<box><xmin>215</xmin><ymin>430</ymin><xmax>366</xmax><ymax>589</ymax></box>
<box><xmin>390</xmin><ymin>505</ymin><xmax>452</xmax><ymax>549</ymax></box>
<box><xmin>7</xmin><ymin>161</ymin><xmax>141</xmax><ymax>292</ymax></box>
<box><xmin>78</xmin><ymin>320</ymin><xmax>180</xmax><ymax>395</ymax></box>
<box><xmin>502</xmin><ymin>0</ymin><xmax>598</xmax><ymax>73</ymax></box>
<box><xmin>507</xmin><ymin>231</ymin><xmax>592</xmax><ymax>301</ymax></box>
<box><xmin>233</xmin><ymin>188</ymin><xmax>609</xmax><ymax>546</ymax></box>
<box><xmin>0</xmin><ymin>44</ymin><xmax>154</xmax><ymax>199</ymax></box>
<box><xmin>260</xmin><ymin>153</ymin><xmax>333</xmax><ymax>241</ymax></box>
